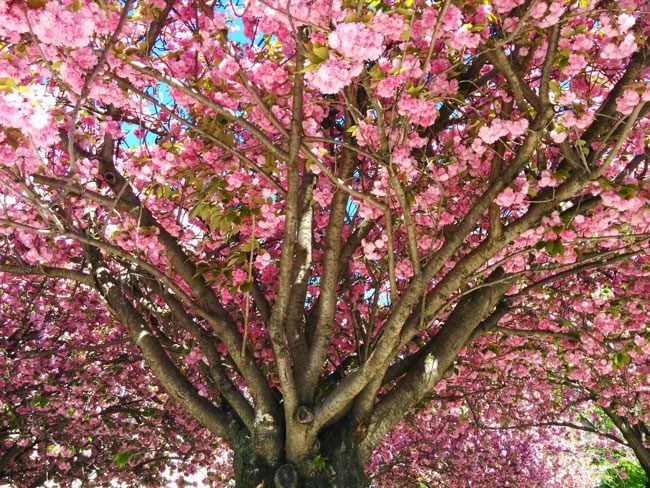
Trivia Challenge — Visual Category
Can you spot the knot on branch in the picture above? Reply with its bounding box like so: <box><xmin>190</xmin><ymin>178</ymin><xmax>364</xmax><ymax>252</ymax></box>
<box><xmin>103</xmin><ymin>171</ymin><xmax>117</xmax><ymax>184</ymax></box>
<box><xmin>294</xmin><ymin>404</ymin><xmax>314</xmax><ymax>425</ymax></box>
<box><xmin>274</xmin><ymin>463</ymin><xmax>298</xmax><ymax>488</ymax></box>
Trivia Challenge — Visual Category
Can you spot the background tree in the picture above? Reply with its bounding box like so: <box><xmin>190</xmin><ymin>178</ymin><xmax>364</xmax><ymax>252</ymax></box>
<box><xmin>0</xmin><ymin>0</ymin><xmax>649</xmax><ymax>486</ymax></box>
<box><xmin>0</xmin><ymin>275</ymin><xmax>234</xmax><ymax>486</ymax></box>
<box><xmin>430</xmin><ymin>261</ymin><xmax>650</xmax><ymax>482</ymax></box>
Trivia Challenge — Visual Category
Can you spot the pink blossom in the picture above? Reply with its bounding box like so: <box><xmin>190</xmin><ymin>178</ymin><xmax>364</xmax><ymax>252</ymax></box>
<box><xmin>371</xmin><ymin>12</ymin><xmax>406</xmax><ymax>41</ymax></box>
<box><xmin>218</xmin><ymin>56</ymin><xmax>240</xmax><ymax>78</ymax></box>
<box><xmin>496</xmin><ymin>187</ymin><xmax>526</xmax><ymax>207</ymax></box>
<box><xmin>328</xmin><ymin>22</ymin><xmax>384</xmax><ymax>62</ymax></box>
<box><xmin>254</xmin><ymin>253</ymin><xmax>272</xmax><ymax>270</ymax></box>
<box><xmin>232</xmin><ymin>268</ymin><xmax>248</xmax><ymax>285</ymax></box>
<box><xmin>493</xmin><ymin>0</ymin><xmax>525</xmax><ymax>15</ymax></box>
<box><xmin>616</xmin><ymin>88</ymin><xmax>640</xmax><ymax>115</ymax></box>
<box><xmin>308</xmin><ymin>58</ymin><xmax>362</xmax><ymax>94</ymax></box>
<box><xmin>478</xmin><ymin>119</ymin><xmax>507</xmax><ymax>144</ymax></box>
<box><xmin>564</xmin><ymin>54</ymin><xmax>587</xmax><ymax>76</ymax></box>
<box><xmin>537</xmin><ymin>1</ymin><xmax>565</xmax><ymax>28</ymax></box>
<box><xmin>376</xmin><ymin>74</ymin><xmax>405</xmax><ymax>98</ymax></box>
<box><xmin>250</xmin><ymin>61</ymin><xmax>289</xmax><ymax>92</ymax></box>
<box><xmin>478</xmin><ymin>117</ymin><xmax>527</xmax><ymax>143</ymax></box>
<box><xmin>601</xmin><ymin>33</ymin><xmax>637</xmax><ymax>60</ymax></box>
<box><xmin>450</xmin><ymin>26</ymin><xmax>481</xmax><ymax>50</ymax></box>
<box><xmin>539</xmin><ymin>170</ymin><xmax>560</xmax><ymax>188</ymax></box>
<box><xmin>616</xmin><ymin>13</ymin><xmax>636</xmax><ymax>32</ymax></box>
<box><xmin>362</xmin><ymin>239</ymin><xmax>382</xmax><ymax>260</ymax></box>
<box><xmin>397</xmin><ymin>94</ymin><xmax>438</xmax><ymax>127</ymax></box>
<box><xmin>392</xmin><ymin>147</ymin><xmax>418</xmax><ymax>179</ymax></box>
<box><xmin>507</xmin><ymin>118</ymin><xmax>529</xmax><ymax>136</ymax></box>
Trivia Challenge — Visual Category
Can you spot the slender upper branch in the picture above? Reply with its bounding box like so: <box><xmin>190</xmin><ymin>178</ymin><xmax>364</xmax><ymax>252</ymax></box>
<box><xmin>266</xmin><ymin>33</ymin><xmax>307</xmax><ymax>415</ymax></box>
<box><xmin>0</xmin><ymin>264</ymin><xmax>93</xmax><ymax>286</ymax></box>
<box><xmin>302</xmin><ymin>139</ymin><xmax>356</xmax><ymax>402</ymax></box>
<box><xmin>125</xmin><ymin>61</ymin><xmax>289</xmax><ymax>162</ymax></box>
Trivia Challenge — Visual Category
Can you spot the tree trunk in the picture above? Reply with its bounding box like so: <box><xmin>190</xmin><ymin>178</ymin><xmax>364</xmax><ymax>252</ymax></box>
<box><xmin>232</xmin><ymin>431</ymin><xmax>278</xmax><ymax>488</ymax></box>
<box><xmin>232</xmin><ymin>421</ymin><xmax>367</xmax><ymax>488</ymax></box>
<box><xmin>605</xmin><ymin>410</ymin><xmax>650</xmax><ymax>486</ymax></box>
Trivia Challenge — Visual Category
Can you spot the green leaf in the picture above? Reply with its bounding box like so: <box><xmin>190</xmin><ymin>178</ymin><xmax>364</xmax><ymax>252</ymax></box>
<box><xmin>544</xmin><ymin>240</ymin><xmax>565</xmax><ymax>257</ymax></box>
<box><xmin>312</xmin><ymin>46</ymin><xmax>329</xmax><ymax>61</ymax></box>
<box><xmin>309</xmin><ymin>454</ymin><xmax>327</xmax><ymax>471</ymax></box>
<box><xmin>617</xmin><ymin>185</ymin><xmax>636</xmax><ymax>199</ymax></box>
<box><xmin>66</xmin><ymin>0</ymin><xmax>84</xmax><ymax>12</ymax></box>
<box><xmin>368</xmin><ymin>63</ymin><xmax>383</xmax><ymax>79</ymax></box>
<box><xmin>405</xmin><ymin>84</ymin><xmax>424</xmax><ymax>96</ymax></box>
<box><xmin>0</xmin><ymin>77</ymin><xmax>17</xmax><ymax>88</ymax></box>
<box><xmin>112</xmin><ymin>450</ymin><xmax>131</xmax><ymax>468</ymax></box>
<box><xmin>549</xmin><ymin>80</ymin><xmax>561</xmax><ymax>94</ymax></box>
<box><xmin>47</xmin><ymin>444</ymin><xmax>61</xmax><ymax>456</ymax></box>
<box><xmin>31</xmin><ymin>395</ymin><xmax>49</xmax><ymax>407</ymax></box>
<box><xmin>300</xmin><ymin>62</ymin><xmax>323</xmax><ymax>73</ymax></box>
<box><xmin>189</xmin><ymin>202</ymin><xmax>206</xmax><ymax>218</ymax></box>
<box><xmin>554</xmin><ymin>169</ymin><xmax>570</xmax><ymax>182</ymax></box>
<box><xmin>220</xmin><ymin>218</ymin><xmax>231</xmax><ymax>233</ymax></box>
<box><xmin>241</xmin><ymin>240</ymin><xmax>258</xmax><ymax>253</ymax></box>
<box><xmin>396</xmin><ymin>7</ymin><xmax>414</xmax><ymax>17</ymax></box>
<box><xmin>209</xmin><ymin>212</ymin><xmax>221</xmax><ymax>232</ymax></box>
<box><xmin>612</xmin><ymin>351</ymin><xmax>631</xmax><ymax>369</ymax></box>
<box><xmin>576</xmin><ymin>139</ymin><xmax>590</xmax><ymax>157</ymax></box>
<box><xmin>26</xmin><ymin>0</ymin><xmax>48</xmax><ymax>8</ymax></box>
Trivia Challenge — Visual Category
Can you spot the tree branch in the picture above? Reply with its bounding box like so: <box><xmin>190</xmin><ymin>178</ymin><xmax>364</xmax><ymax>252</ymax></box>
<box><xmin>266</xmin><ymin>32</ymin><xmax>306</xmax><ymax>431</ymax></box>
<box><xmin>125</xmin><ymin>60</ymin><xmax>289</xmax><ymax>162</ymax></box>
<box><xmin>303</xmin><ymin>141</ymin><xmax>356</xmax><ymax>401</ymax></box>
<box><xmin>0</xmin><ymin>264</ymin><xmax>93</xmax><ymax>286</ymax></box>
<box><xmin>65</xmin><ymin>132</ymin><xmax>279</xmax><ymax>420</ymax></box>
<box><xmin>357</xmin><ymin>269</ymin><xmax>515</xmax><ymax>458</ymax></box>
<box><xmin>87</xmin><ymin>251</ymin><xmax>237</xmax><ymax>443</ymax></box>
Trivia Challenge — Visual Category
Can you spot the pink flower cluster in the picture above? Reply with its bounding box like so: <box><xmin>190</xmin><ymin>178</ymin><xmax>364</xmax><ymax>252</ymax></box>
<box><xmin>0</xmin><ymin>84</ymin><xmax>58</xmax><ymax>152</ymax></box>
<box><xmin>496</xmin><ymin>177</ymin><xmax>530</xmax><ymax>207</ymax></box>
<box><xmin>615</xmin><ymin>89</ymin><xmax>640</xmax><ymax>115</ymax></box>
<box><xmin>478</xmin><ymin>117</ymin><xmax>529</xmax><ymax>144</ymax></box>
<box><xmin>601</xmin><ymin>33</ymin><xmax>637</xmax><ymax>60</ymax></box>
<box><xmin>328</xmin><ymin>22</ymin><xmax>384</xmax><ymax>62</ymax></box>
<box><xmin>371</xmin><ymin>12</ymin><xmax>407</xmax><ymax>41</ymax></box>
<box><xmin>308</xmin><ymin>58</ymin><xmax>362</xmax><ymax>94</ymax></box>
<box><xmin>397</xmin><ymin>94</ymin><xmax>438</xmax><ymax>127</ymax></box>
<box><xmin>250</xmin><ymin>62</ymin><xmax>289</xmax><ymax>93</ymax></box>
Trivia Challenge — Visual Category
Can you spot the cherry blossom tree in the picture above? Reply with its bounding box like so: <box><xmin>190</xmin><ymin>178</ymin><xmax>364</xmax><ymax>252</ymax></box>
<box><xmin>0</xmin><ymin>274</ymin><xmax>236</xmax><ymax>486</ymax></box>
<box><xmin>0</xmin><ymin>0</ymin><xmax>649</xmax><ymax>486</ymax></box>
<box><xmin>370</xmin><ymin>404</ymin><xmax>609</xmax><ymax>487</ymax></box>
<box><xmin>371</xmin><ymin>258</ymin><xmax>650</xmax><ymax>486</ymax></box>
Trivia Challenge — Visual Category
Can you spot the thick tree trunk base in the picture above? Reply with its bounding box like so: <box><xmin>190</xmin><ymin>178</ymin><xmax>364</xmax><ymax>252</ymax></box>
<box><xmin>233</xmin><ymin>422</ymin><xmax>367</xmax><ymax>488</ymax></box>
